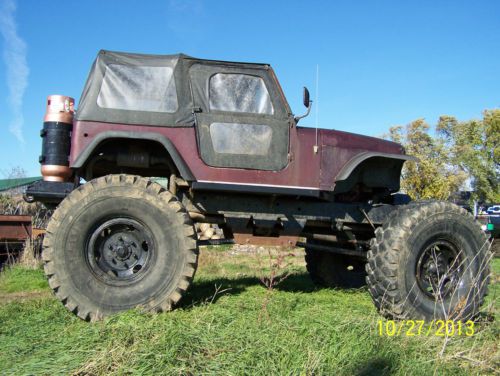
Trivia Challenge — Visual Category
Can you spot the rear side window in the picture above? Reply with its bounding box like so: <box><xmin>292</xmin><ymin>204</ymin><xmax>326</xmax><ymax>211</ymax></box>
<box><xmin>209</xmin><ymin>73</ymin><xmax>273</xmax><ymax>114</ymax></box>
<box><xmin>97</xmin><ymin>64</ymin><xmax>178</xmax><ymax>113</ymax></box>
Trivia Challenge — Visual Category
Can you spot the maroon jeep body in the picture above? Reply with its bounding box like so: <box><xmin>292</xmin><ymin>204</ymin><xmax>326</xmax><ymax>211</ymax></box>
<box><xmin>26</xmin><ymin>50</ymin><xmax>489</xmax><ymax>322</ymax></box>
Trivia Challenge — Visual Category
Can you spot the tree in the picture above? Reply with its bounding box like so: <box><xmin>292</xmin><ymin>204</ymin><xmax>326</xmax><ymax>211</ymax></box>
<box><xmin>1</xmin><ymin>166</ymin><xmax>27</xmax><ymax>179</ymax></box>
<box><xmin>386</xmin><ymin>119</ymin><xmax>467</xmax><ymax>200</ymax></box>
<box><xmin>0</xmin><ymin>166</ymin><xmax>28</xmax><ymax>196</ymax></box>
<box><xmin>437</xmin><ymin>110</ymin><xmax>499</xmax><ymax>203</ymax></box>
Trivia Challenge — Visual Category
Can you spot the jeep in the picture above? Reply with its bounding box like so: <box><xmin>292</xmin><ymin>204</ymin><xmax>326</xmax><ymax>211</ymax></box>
<box><xmin>26</xmin><ymin>50</ymin><xmax>490</xmax><ymax>321</ymax></box>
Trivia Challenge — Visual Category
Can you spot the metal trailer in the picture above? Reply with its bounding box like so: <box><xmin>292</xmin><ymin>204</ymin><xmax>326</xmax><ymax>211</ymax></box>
<box><xmin>0</xmin><ymin>215</ymin><xmax>33</xmax><ymax>266</ymax></box>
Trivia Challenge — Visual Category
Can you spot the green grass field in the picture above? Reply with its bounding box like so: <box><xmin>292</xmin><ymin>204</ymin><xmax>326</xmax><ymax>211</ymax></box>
<box><xmin>0</xmin><ymin>247</ymin><xmax>498</xmax><ymax>375</ymax></box>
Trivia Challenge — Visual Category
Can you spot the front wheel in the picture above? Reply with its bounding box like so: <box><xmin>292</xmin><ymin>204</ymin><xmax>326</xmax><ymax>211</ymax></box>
<box><xmin>42</xmin><ymin>175</ymin><xmax>198</xmax><ymax>321</ymax></box>
<box><xmin>366</xmin><ymin>201</ymin><xmax>491</xmax><ymax>320</ymax></box>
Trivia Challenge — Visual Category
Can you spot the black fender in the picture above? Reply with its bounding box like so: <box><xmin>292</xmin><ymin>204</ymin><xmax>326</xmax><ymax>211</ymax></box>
<box><xmin>333</xmin><ymin>152</ymin><xmax>417</xmax><ymax>194</ymax></box>
<box><xmin>71</xmin><ymin>131</ymin><xmax>195</xmax><ymax>181</ymax></box>
<box><xmin>335</xmin><ymin>152</ymin><xmax>417</xmax><ymax>181</ymax></box>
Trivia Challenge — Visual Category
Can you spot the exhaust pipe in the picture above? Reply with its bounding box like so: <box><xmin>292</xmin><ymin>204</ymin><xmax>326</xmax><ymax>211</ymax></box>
<box><xmin>39</xmin><ymin>95</ymin><xmax>74</xmax><ymax>182</ymax></box>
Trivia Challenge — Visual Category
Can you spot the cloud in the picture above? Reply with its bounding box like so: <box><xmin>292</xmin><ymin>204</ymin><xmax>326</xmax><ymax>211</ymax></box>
<box><xmin>167</xmin><ymin>0</ymin><xmax>205</xmax><ymax>40</ymax></box>
<box><xmin>0</xmin><ymin>0</ymin><xmax>28</xmax><ymax>144</ymax></box>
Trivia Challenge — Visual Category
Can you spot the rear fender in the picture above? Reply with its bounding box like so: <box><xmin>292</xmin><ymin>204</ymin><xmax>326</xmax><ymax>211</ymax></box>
<box><xmin>71</xmin><ymin>131</ymin><xmax>195</xmax><ymax>180</ymax></box>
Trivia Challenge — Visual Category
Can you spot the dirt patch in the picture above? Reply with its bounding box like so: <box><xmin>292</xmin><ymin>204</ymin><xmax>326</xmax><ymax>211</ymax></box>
<box><xmin>492</xmin><ymin>239</ymin><xmax>500</xmax><ymax>257</ymax></box>
<box><xmin>230</xmin><ymin>244</ymin><xmax>269</xmax><ymax>254</ymax></box>
<box><xmin>230</xmin><ymin>244</ymin><xmax>305</xmax><ymax>255</ymax></box>
<box><xmin>0</xmin><ymin>290</ymin><xmax>51</xmax><ymax>304</ymax></box>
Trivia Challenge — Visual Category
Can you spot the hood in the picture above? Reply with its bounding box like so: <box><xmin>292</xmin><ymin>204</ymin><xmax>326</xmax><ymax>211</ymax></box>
<box><xmin>319</xmin><ymin>128</ymin><xmax>404</xmax><ymax>155</ymax></box>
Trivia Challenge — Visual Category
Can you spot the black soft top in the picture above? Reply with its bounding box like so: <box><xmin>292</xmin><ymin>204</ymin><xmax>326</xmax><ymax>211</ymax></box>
<box><xmin>76</xmin><ymin>50</ymin><xmax>271</xmax><ymax>127</ymax></box>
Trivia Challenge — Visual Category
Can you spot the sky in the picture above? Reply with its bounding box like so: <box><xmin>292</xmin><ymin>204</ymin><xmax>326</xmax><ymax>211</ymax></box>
<box><xmin>0</xmin><ymin>0</ymin><xmax>499</xmax><ymax>177</ymax></box>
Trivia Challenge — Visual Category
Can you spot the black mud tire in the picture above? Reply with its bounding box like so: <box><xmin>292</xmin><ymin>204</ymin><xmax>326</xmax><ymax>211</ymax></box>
<box><xmin>305</xmin><ymin>242</ymin><xmax>367</xmax><ymax>288</ymax></box>
<box><xmin>366</xmin><ymin>201</ymin><xmax>491</xmax><ymax>320</ymax></box>
<box><xmin>42</xmin><ymin>174</ymin><xmax>198</xmax><ymax>321</ymax></box>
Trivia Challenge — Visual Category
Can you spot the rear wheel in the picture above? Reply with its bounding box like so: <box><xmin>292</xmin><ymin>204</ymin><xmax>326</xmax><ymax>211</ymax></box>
<box><xmin>43</xmin><ymin>174</ymin><xmax>198</xmax><ymax>321</ymax></box>
<box><xmin>305</xmin><ymin>241</ymin><xmax>366</xmax><ymax>288</ymax></box>
<box><xmin>366</xmin><ymin>201</ymin><xmax>490</xmax><ymax>320</ymax></box>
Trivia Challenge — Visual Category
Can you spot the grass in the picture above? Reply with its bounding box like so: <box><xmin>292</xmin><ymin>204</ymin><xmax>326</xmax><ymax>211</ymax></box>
<box><xmin>0</xmin><ymin>265</ymin><xmax>48</xmax><ymax>294</ymax></box>
<box><xmin>0</xmin><ymin>246</ymin><xmax>498</xmax><ymax>375</ymax></box>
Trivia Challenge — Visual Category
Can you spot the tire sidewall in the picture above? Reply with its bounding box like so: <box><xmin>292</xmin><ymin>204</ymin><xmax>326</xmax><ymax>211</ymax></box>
<box><xmin>401</xmin><ymin>211</ymin><xmax>485</xmax><ymax>319</ymax></box>
<box><xmin>50</xmin><ymin>183</ymin><xmax>190</xmax><ymax>315</ymax></box>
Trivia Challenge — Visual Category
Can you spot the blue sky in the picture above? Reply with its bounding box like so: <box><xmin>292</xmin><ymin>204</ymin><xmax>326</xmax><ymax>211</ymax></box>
<box><xmin>0</xmin><ymin>0</ymin><xmax>499</xmax><ymax>177</ymax></box>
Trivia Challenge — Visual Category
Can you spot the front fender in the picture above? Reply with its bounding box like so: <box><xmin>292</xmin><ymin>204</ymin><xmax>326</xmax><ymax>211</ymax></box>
<box><xmin>335</xmin><ymin>152</ymin><xmax>416</xmax><ymax>181</ymax></box>
<box><xmin>332</xmin><ymin>152</ymin><xmax>417</xmax><ymax>194</ymax></box>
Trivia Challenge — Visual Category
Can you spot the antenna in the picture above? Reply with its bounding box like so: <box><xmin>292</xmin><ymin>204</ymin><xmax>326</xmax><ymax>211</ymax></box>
<box><xmin>314</xmin><ymin>64</ymin><xmax>319</xmax><ymax>154</ymax></box>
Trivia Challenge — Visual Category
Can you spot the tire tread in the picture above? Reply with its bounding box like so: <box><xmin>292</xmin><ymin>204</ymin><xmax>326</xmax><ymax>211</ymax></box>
<box><xmin>42</xmin><ymin>174</ymin><xmax>198</xmax><ymax>321</ymax></box>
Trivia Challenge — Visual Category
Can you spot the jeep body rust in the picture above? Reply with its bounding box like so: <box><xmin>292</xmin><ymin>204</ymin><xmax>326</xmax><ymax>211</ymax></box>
<box><xmin>26</xmin><ymin>50</ymin><xmax>490</xmax><ymax>321</ymax></box>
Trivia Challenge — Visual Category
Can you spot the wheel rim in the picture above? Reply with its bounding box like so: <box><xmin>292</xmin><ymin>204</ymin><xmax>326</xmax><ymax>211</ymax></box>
<box><xmin>86</xmin><ymin>218</ymin><xmax>154</xmax><ymax>283</ymax></box>
<box><xmin>415</xmin><ymin>239</ymin><xmax>463</xmax><ymax>300</ymax></box>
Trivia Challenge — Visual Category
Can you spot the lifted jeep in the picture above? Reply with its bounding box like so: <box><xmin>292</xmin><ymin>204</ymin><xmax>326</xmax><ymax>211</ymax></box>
<box><xmin>26</xmin><ymin>50</ymin><xmax>490</xmax><ymax>321</ymax></box>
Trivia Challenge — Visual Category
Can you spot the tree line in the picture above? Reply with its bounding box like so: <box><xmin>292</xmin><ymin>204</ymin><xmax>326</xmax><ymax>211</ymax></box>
<box><xmin>386</xmin><ymin>109</ymin><xmax>499</xmax><ymax>203</ymax></box>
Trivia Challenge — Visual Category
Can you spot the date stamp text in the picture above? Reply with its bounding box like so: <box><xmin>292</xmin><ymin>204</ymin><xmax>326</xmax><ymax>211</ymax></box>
<box><xmin>377</xmin><ymin>320</ymin><xmax>475</xmax><ymax>337</ymax></box>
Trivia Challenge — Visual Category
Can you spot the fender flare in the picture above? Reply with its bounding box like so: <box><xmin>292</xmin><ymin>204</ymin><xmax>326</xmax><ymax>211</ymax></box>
<box><xmin>71</xmin><ymin>131</ymin><xmax>195</xmax><ymax>181</ymax></box>
<box><xmin>335</xmin><ymin>152</ymin><xmax>417</xmax><ymax>182</ymax></box>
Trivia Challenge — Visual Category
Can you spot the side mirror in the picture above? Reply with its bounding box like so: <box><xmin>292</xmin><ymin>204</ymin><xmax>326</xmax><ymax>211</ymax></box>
<box><xmin>303</xmin><ymin>87</ymin><xmax>311</xmax><ymax>108</ymax></box>
<box><xmin>295</xmin><ymin>87</ymin><xmax>312</xmax><ymax>123</ymax></box>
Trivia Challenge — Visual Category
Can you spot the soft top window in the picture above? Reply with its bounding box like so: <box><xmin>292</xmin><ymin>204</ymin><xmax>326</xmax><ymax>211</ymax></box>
<box><xmin>77</xmin><ymin>50</ymin><xmax>287</xmax><ymax>128</ymax></box>
<box><xmin>209</xmin><ymin>122</ymin><xmax>272</xmax><ymax>155</ymax></box>
<box><xmin>97</xmin><ymin>64</ymin><xmax>178</xmax><ymax>113</ymax></box>
<box><xmin>209</xmin><ymin>73</ymin><xmax>273</xmax><ymax>115</ymax></box>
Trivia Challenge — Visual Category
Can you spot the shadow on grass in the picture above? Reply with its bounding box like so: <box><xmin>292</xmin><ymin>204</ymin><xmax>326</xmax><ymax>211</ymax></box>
<box><xmin>180</xmin><ymin>273</ymin><xmax>312</xmax><ymax>308</ymax></box>
<box><xmin>180</xmin><ymin>272</ymin><xmax>365</xmax><ymax>309</ymax></box>
<box><xmin>355</xmin><ymin>357</ymin><xmax>396</xmax><ymax>376</ymax></box>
